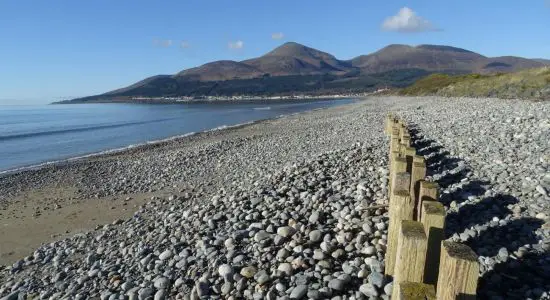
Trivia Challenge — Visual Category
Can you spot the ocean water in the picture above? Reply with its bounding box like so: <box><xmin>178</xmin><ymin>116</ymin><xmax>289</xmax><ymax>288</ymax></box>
<box><xmin>0</xmin><ymin>99</ymin><xmax>356</xmax><ymax>172</ymax></box>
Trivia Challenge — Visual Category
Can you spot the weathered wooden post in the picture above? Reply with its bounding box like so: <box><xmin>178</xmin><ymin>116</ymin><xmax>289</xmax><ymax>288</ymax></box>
<box><xmin>417</xmin><ymin>181</ymin><xmax>439</xmax><ymax>221</ymax></box>
<box><xmin>390</xmin><ymin>157</ymin><xmax>408</xmax><ymax>195</ymax></box>
<box><xmin>399</xmin><ymin>282</ymin><xmax>436</xmax><ymax>300</ymax></box>
<box><xmin>401</xmin><ymin>135</ymin><xmax>411</xmax><ymax>147</ymax></box>
<box><xmin>421</xmin><ymin>201</ymin><xmax>446</xmax><ymax>286</ymax></box>
<box><xmin>385</xmin><ymin>175</ymin><xmax>414</xmax><ymax>276</ymax></box>
<box><xmin>437</xmin><ymin>241</ymin><xmax>479</xmax><ymax>300</ymax></box>
<box><xmin>410</xmin><ymin>157</ymin><xmax>427</xmax><ymax>220</ymax></box>
<box><xmin>401</xmin><ymin>145</ymin><xmax>416</xmax><ymax>174</ymax></box>
<box><xmin>392</xmin><ymin>220</ymin><xmax>428</xmax><ymax>298</ymax></box>
<box><xmin>385</xmin><ymin>114</ymin><xmax>396</xmax><ymax>135</ymax></box>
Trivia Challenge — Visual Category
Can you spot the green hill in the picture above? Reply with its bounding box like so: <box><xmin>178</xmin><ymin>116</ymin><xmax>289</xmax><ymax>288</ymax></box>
<box><xmin>399</xmin><ymin>67</ymin><xmax>550</xmax><ymax>100</ymax></box>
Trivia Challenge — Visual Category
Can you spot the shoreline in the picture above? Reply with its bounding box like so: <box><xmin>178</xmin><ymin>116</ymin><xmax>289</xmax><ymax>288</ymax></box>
<box><xmin>52</xmin><ymin>95</ymin><xmax>368</xmax><ymax>105</ymax></box>
<box><xmin>0</xmin><ymin>98</ymin><xmax>360</xmax><ymax>177</ymax></box>
<box><xmin>0</xmin><ymin>99</ymin><xmax>368</xmax><ymax>264</ymax></box>
<box><xmin>1</xmin><ymin>96</ymin><xmax>548</xmax><ymax>299</ymax></box>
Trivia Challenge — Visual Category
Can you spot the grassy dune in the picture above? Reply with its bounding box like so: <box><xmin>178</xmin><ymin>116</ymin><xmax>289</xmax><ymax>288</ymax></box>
<box><xmin>399</xmin><ymin>67</ymin><xmax>550</xmax><ymax>100</ymax></box>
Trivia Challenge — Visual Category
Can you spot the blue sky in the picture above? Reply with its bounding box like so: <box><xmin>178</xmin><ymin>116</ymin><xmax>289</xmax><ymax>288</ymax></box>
<box><xmin>1</xmin><ymin>0</ymin><xmax>549</xmax><ymax>104</ymax></box>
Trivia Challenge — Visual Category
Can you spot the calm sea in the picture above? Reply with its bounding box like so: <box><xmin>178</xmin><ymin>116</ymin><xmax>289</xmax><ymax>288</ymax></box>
<box><xmin>0</xmin><ymin>99</ymin><xmax>356</xmax><ymax>172</ymax></box>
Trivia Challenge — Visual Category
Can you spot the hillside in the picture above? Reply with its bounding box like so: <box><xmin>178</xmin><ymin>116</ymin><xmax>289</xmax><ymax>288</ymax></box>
<box><xmin>60</xmin><ymin>42</ymin><xmax>549</xmax><ymax>103</ymax></box>
<box><xmin>399</xmin><ymin>67</ymin><xmax>550</xmax><ymax>100</ymax></box>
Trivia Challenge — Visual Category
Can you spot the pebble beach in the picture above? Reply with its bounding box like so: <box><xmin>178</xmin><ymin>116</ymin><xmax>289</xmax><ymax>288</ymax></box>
<box><xmin>0</xmin><ymin>96</ymin><xmax>549</xmax><ymax>299</ymax></box>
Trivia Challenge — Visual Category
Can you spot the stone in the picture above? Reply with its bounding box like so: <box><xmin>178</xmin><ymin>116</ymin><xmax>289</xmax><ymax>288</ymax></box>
<box><xmin>309</xmin><ymin>230</ymin><xmax>322</xmax><ymax>242</ymax></box>
<box><xmin>153</xmin><ymin>277</ymin><xmax>170</xmax><ymax>289</ymax></box>
<box><xmin>278</xmin><ymin>263</ymin><xmax>293</xmax><ymax>276</ymax></box>
<box><xmin>328</xmin><ymin>279</ymin><xmax>345</xmax><ymax>291</ymax></box>
<box><xmin>218</xmin><ymin>264</ymin><xmax>233</xmax><ymax>280</ymax></box>
<box><xmin>359</xmin><ymin>283</ymin><xmax>379</xmax><ymax>297</ymax></box>
<box><xmin>240</xmin><ymin>266</ymin><xmax>257</xmax><ymax>278</ymax></box>
<box><xmin>159</xmin><ymin>250</ymin><xmax>173</xmax><ymax>260</ymax></box>
<box><xmin>367</xmin><ymin>271</ymin><xmax>384</xmax><ymax>288</ymax></box>
<box><xmin>289</xmin><ymin>285</ymin><xmax>308</xmax><ymax>299</ymax></box>
<box><xmin>277</xmin><ymin>226</ymin><xmax>296</xmax><ymax>238</ymax></box>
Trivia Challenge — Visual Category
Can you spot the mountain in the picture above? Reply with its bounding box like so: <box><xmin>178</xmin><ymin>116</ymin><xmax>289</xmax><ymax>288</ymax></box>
<box><xmin>242</xmin><ymin>42</ymin><xmax>353</xmax><ymax>76</ymax></box>
<box><xmin>60</xmin><ymin>42</ymin><xmax>547</xmax><ymax>103</ymax></box>
<box><xmin>351</xmin><ymin>44</ymin><xmax>485</xmax><ymax>74</ymax></box>
<box><xmin>176</xmin><ymin>61</ymin><xmax>264</xmax><ymax>81</ymax></box>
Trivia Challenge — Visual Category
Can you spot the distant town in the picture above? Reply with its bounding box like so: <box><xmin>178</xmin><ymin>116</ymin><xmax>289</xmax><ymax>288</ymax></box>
<box><xmin>126</xmin><ymin>89</ymin><xmax>390</xmax><ymax>102</ymax></box>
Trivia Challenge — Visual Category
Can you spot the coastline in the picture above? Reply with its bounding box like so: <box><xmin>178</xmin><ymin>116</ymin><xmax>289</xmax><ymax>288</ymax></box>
<box><xmin>0</xmin><ymin>98</ymin><xmax>367</xmax><ymax>264</ymax></box>
<box><xmin>1</xmin><ymin>96</ymin><xmax>548</xmax><ymax>299</ymax></box>
<box><xmin>1</xmin><ymin>98</ymin><xmax>360</xmax><ymax>177</ymax></box>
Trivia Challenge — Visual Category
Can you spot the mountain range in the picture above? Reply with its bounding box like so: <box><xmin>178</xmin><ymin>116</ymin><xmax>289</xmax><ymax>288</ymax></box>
<box><xmin>62</xmin><ymin>42</ymin><xmax>550</xmax><ymax>103</ymax></box>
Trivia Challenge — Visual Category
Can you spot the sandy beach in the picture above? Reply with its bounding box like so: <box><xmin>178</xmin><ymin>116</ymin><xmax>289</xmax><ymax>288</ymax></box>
<box><xmin>0</xmin><ymin>96</ymin><xmax>548</xmax><ymax>299</ymax></box>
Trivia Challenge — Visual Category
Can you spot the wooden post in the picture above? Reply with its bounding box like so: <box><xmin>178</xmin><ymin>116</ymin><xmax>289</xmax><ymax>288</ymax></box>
<box><xmin>399</xmin><ymin>282</ymin><xmax>436</xmax><ymax>300</ymax></box>
<box><xmin>410</xmin><ymin>159</ymin><xmax>427</xmax><ymax>220</ymax></box>
<box><xmin>417</xmin><ymin>181</ymin><xmax>439</xmax><ymax>221</ymax></box>
<box><xmin>390</xmin><ymin>138</ymin><xmax>400</xmax><ymax>164</ymax></box>
<box><xmin>413</xmin><ymin>155</ymin><xmax>425</xmax><ymax>164</ymax></box>
<box><xmin>401</xmin><ymin>135</ymin><xmax>411</xmax><ymax>147</ymax></box>
<box><xmin>392</xmin><ymin>220</ymin><xmax>428</xmax><ymax>298</ymax></box>
<box><xmin>390</xmin><ymin>157</ymin><xmax>408</xmax><ymax>194</ymax></box>
<box><xmin>399</xmin><ymin>124</ymin><xmax>408</xmax><ymax>141</ymax></box>
<box><xmin>385</xmin><ymin>114</ymin><xmax>396</xmax><ymax>135</ymax></box>
<box><xmin>401</xmin><ymin>145</ymin><xmax>416</xmax><ymax>174</ymax></box>
<box><xmin>437</xmin><ymin>242</ymin><xmax>479</xmax><ymax>300</ymax></box>
<box><xmin>385</xmin><ymin>183</ymin><xmax>415</xmax><ymax>276</ymax></box>
<box><xmin>421</xmin><ymin>201</ymin><xmax>446</xmax><ymax>286</ymax></box>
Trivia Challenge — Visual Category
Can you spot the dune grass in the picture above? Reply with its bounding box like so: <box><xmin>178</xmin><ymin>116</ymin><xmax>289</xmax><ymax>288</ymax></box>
<box><xmin>399</xmin><ymin>67</ymin><xmax>550</xmax><ymax>100</ymax></box>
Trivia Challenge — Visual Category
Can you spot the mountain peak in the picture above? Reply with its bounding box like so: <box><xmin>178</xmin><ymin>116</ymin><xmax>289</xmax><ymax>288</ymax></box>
<box><xmin>265</xmin><ymin>41</ymin><xmax>325</xmax><ymax>57</ymax></box>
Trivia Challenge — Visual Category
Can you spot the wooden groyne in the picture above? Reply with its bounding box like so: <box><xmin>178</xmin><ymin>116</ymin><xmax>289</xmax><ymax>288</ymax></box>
<box><xmin>384</xmin><ymin>115</ymin><xmax>479</xmax><ymax>300</ymax></box>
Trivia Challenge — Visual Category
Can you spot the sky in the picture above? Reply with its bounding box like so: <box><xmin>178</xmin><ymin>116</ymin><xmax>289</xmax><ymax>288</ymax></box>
<box><xmin>0</xmin><ymin>0</ymin><xmax>549</xmax><ymax>104</ymax></box>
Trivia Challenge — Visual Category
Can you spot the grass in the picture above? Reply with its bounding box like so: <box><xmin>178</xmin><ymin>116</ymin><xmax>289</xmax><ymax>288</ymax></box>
<box><xmin>399</xmin><ymin>67</ymin><xmax>550</xmax><ymax>100</ymax></box>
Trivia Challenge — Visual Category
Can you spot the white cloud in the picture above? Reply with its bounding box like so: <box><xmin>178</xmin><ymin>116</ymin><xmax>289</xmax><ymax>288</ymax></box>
<box><xmin>271</xmin><ymin>32</ymin><xmax>284</xmax><ymax>40</ymax></box>
<box><xmin>228</xmin><ymin>40</ymin><xmax>244</xmax><ymax>49</ymax></box>
<box><xmin>382</xmin><ymin>7</ymin><xmax>438</xmax><ymax>33</ymax></box>
<box><xmin>153</xmin><ymin>39</ymin><xmax>173</xmax><ymax>47</ymax></box>
<box><xmin>180</xmin><ymin>41</ymin><xmax>191</xmax><ymax>49</ymax></box>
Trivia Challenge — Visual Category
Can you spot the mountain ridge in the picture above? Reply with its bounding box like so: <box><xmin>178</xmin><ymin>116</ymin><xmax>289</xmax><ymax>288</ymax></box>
<box><xmin>60</xmin><ymin>42</ymin><xmax>548</xmax><ymax>103</ymax></box>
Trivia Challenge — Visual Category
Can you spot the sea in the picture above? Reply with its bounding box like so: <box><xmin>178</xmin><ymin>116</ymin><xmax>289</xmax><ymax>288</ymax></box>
<box><xmin>0</xmin><ymin>99</ymin><xmax>356</xmax><ymax>173</ymax></box>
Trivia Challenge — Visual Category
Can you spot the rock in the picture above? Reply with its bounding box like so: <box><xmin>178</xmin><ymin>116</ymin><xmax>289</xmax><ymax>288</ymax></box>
<box><xmin>240</xmin><ymin>266</ymin><xmax>257</xmax><ymax>278</ymax></box>
<box><xmin>309</xmin><ymin>230</ymin><xmax>322</xmax><ymax>242</ymax></box>
<box><xmin>159</xmin><ymin>250</ymin><xmax>173</xmax><ymax>260</ymax></box>
<box><xmin>153</xmin><ymin>277</ymin><xmax>170</xmax><ymax>289</ymax></box>
<box><xmin>277</xmin><ymin>263</ymin><xmax>292</xmax><ymax>276</ymax></box>
<box><xmin>254</xmin><ymin>230</ymin><xmax>271</xmax><ymax>242</ymax></box>
<box><xmin>309</xmin><ymin>211</ymin><xmax>320</xmax><ymax>224</ymax></box>
<box><xmin>256</xmin><ymin>272</ymin><xmax>271</xmax><ymax>285</ymax></box>
<box><xmin>536</xmin><ymin>213</ymin><xmax>548</xmax><ymax>220</ymax></box>
<box><xmin>277</xmin><ymin>226</ymin><xmax>295</xmax><ymax>238</ymax></box>
<box><xmin>218</xmin><ymin>264</ymin><xmax>233</xmax><ymax>280</ymax></box>
<box><xmin>536</xmin><ymin>185</ymin><xmax>548</xmax><ymax>196</ymax></box>
<box><xmin>360</xmin><ymin>283</ymin><xmax>379</xmax><ymax>297</ymax></box>
<box><xmin>276</xmin><ymin>248</ymin><xmax>290</xmax><ymax>260</ymax></box>
<box><xmin>384</xmin><ymin>282</ymin><xmax>393</xmax><ymax>296</ymax></box>
<box><xmin>289</xmin><ymin>285</ymin><xmax>308</xmax><ymax>299</ymax></box>
<box><xmin>328</xmin><ymin>279</ymin><xmax>345</xmax><ymax>291</ymax></box>
<box><xmin>368</xmin><ymin>271</ymin><xmax>384</xmax><ymax>288</ymax></box>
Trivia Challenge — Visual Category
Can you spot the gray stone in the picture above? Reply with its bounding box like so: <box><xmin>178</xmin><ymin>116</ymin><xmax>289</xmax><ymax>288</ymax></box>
<box><xmin>289</xmin><ymin>285</ymin><xmax>308</xmax><ymax>299</ymax></box>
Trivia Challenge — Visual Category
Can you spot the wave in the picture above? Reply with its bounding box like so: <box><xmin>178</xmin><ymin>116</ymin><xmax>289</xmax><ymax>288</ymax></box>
<box><xmin>253</xmin><ymin>106</ymin><xmax>271</xmax><ymax>111</ymax></box>
<box><xmin>0</xmin><ymin>117</ymin><xmax>180</xmax><ymax>141</ymax></box>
